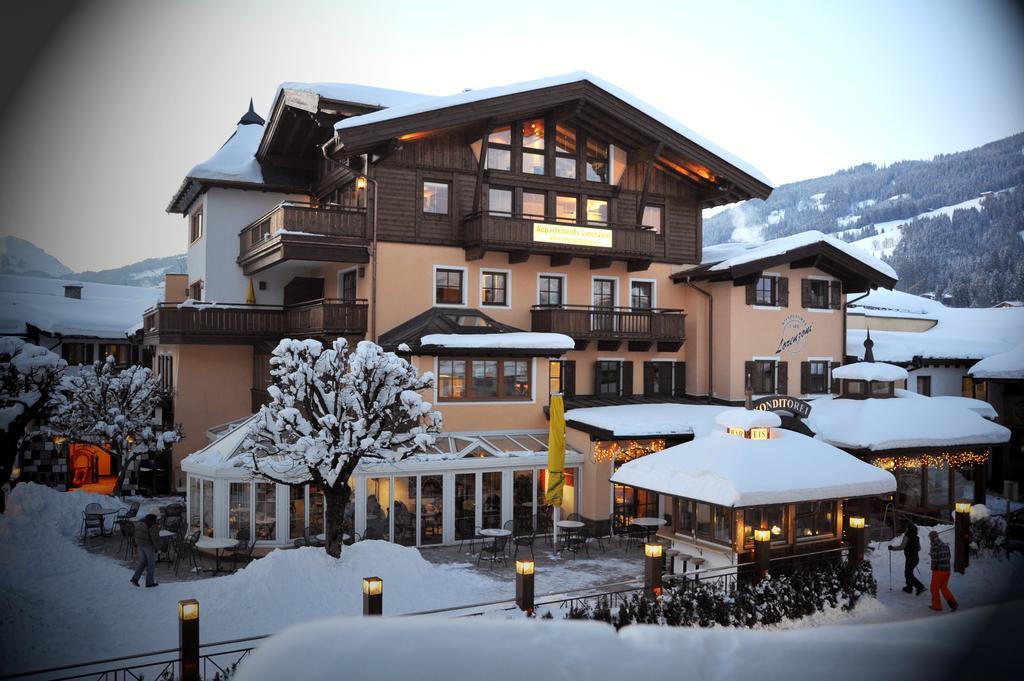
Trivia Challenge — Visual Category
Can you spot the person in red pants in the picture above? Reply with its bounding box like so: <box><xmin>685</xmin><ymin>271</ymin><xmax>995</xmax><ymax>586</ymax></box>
<box><xmin>927</xmin><ymin>530</ymin><xmax>958</xmax><ymax>612</ymax></box>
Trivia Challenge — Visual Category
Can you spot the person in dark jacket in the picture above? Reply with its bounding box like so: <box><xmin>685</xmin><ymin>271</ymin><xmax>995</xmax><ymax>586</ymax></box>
<box><xmin>889</xmin><ymin>524</ymin><xmax>926</xmax><ymax>595</ymax></box>
<box><xmin>131</xmin><ymin>513</ymin><xmax>161</xmax><ymax>588</ymax></box>
<box><xmin>927</xmin><ymin>530</ymin><xmax>957</xmax><ymax>612</ymax></box>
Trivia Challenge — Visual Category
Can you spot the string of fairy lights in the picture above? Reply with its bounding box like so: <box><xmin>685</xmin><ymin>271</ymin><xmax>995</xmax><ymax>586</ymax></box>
<box><xmin>593</xmin><ymin>439</ymin><xmax>667</xmax><ymax>465</ymax></box>
<box><xmin>871</xmin><ymin>450</ymin><xmax>989</xmax><ymax>472</ymax></box>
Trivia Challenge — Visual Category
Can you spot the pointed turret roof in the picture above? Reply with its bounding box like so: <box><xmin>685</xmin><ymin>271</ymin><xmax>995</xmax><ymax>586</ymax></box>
<box><xmin>238</xmin><ymin>98</ymin><xmax>265</xmax><ymax>126</ymax></box>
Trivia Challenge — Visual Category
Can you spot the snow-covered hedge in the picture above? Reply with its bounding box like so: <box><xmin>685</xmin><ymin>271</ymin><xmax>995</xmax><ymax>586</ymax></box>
<box><xmin>565</xmin><ymin>561</ymin><xmax>876</xmax><ymax>629</ymax></box>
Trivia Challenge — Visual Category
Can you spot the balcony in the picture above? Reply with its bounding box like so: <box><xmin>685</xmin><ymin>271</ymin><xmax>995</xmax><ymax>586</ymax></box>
<box><xmin>463</xmin><ymin>213</ymin><xmax>657</xmax><ymax>269</ymax></box>
<box><xmin>531</xmin><ymin>305</ymin><xmax>685</xmax><ymax>351</ymax></box>
<box><xmin>142</xmin><ymin>299</ymin><xmax>368</xmax><ymax>345</ymax></box>
<box><xmin>238</xmin><ymin>202</ymin><xmax>370</xmax><ymax>275</ymax></box>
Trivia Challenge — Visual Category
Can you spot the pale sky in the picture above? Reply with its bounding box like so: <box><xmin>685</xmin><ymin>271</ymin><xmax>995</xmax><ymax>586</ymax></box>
<box><xmin>1</xmin><ymin>0</ymin><xmax>1022</xmax><ymax>272</ymax></box>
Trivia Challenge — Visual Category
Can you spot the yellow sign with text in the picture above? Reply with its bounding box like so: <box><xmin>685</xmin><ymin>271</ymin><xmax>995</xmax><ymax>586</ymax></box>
<box><xmin>532</xmin><ymin>222</ymin><xmax>613</xmax><ymax>249</ymax></box>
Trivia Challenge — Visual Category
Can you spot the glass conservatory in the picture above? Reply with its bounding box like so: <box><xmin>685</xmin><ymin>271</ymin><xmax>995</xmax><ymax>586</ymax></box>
<box><xmin>181</xmin><ymin>416</ymin><xmax>583</xmax><ymax>548</ymax></box>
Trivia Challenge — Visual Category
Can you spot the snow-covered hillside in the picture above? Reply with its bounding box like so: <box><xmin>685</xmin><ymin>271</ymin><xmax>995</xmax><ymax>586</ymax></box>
<box><xmin>0</xmin><ymin>236</ymin><xmax>184</xmax><ymax>287</ymax></box>
<box><xmin>0</xmin><ymin>236</ymin><xmax>73</xmax><ymax>278</ymax></box>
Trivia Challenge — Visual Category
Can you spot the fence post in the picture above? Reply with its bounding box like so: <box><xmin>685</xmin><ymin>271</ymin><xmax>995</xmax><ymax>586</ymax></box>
<box><xmin>753</xmin><ymin>530</ymin><xmax>771</xmax><ymax>583</ymax></box>
<box><xmin>954</xmin><ymin>501</ymin><xmax>970</xmax><ymax>574</ymax></box>
<box><xmin>178</xmin><ymin>599</ymin><xmax>200</xmax><ymax>681</ymax></box>
<box><xmin>848</xmin><ymin>516</ymin><xmax>866</xmax><ymax>563</ymax></box>
<box><xmin>644</xmin><ymin>543</ymin><xmax>663</xmax><ymax>596</ymax></box>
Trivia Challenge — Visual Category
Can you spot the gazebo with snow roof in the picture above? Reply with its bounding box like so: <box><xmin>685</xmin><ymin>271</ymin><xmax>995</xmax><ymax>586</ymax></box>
<box><xmin>610</xmin><ymin>407</ymin><xmax>896</xmax><ymax>573</ymax></box>
<box><xmin>805</xmin><ymin>338</ymin><xmax>1011</xmax><ymax>517</ymax></box>
<box><xmin>181</xmin><ymin>414</ymin><xmax>584</xmax><ymax>550</ymax></box>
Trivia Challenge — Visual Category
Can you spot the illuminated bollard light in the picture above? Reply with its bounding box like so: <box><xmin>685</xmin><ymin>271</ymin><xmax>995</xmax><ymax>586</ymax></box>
<box><xmin>644</xmin><ymin>543</ymin><xmax>663</xmax><ymax>596</ymax></box>
<box><xmin>954</xmin><ymin>501</ymin><xmax>971</xmax><ymax>574</ymax></box>
<box><xmin>516</xmin><ymin>559</ymin><xmax>535</xmax><ymax>614</ymax></box>
<box><xmin>753</xmin><ymin>529</ymin><xmax>771</xmax><ymax>584</ymax></box>
<box><xmin>362</xmin><ymin>576</ymin><xmax>383</xmax><ymax>616</ymax></box>
<box><xmin>178</xmin><ymin>599</ymin><xmax>200</xmax><ymax>681</ymax></box>
<box><xmin>848</xmin><ymin>516</ymin><xmax>866</xmax><ymax>563</ymax></box>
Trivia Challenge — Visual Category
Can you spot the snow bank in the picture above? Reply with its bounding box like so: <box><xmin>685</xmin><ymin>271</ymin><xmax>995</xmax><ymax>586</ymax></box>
<box><xmin>566</xmin><ymin>403</ymin><xmax>728</xmax><ymax>438</ymax></box>
<box><xmin>5</xmin><ymin>482</ymin><xmax>124</xmax><ymax>539</ymax></box>
<box><xmin>234</xmin><ymin>601</ymin><xmax>1021</xmax><ymax>681</ymax></box>
<box><xmin>0</xmin><ymin>273</ymin><xmax>160</xmax><ymax>339</ymax></box>
<box><xmin>334</xmin><ymin>71</ymin><xmax>772</xmax><ymax>187</ymax></box>
<box><xmin>420</xmin><ymin>332</ymin><xmax>575</xmax><ymax>350</ymax></box>
<box><xmin>611</xmin><ymin>429</ymin><xmax>895</xmax><ymax>506</ymax></box>
<box><xmin>932</xmin><ymin>396</ymin><xmax>998</xmax><ymax>420</ymax></box>
<box><xmin>806</xmin><ymin>393</ymin><xmax>1010</xmax><ymax>451</ymax></box>
<box><xmin>831</xmin><ymin>361</ymin><xmax>908</xmax><ymax>382</ymax></box>
<box><xmin>969</xmin><ymin>343</ymin><xmax>1024</xmax><ymax>380</ymax></box>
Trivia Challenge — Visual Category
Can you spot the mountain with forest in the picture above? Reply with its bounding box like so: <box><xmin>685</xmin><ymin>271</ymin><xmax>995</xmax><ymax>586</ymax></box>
<box><xmin>704</xmin><ymin>133</ymin><xmax>1024</xmax><ymax>306</ymax></box>
<box><xmin>0</xmin><ymin>236</ymin><xmax>184</xmax><ymax>288</ymax></box>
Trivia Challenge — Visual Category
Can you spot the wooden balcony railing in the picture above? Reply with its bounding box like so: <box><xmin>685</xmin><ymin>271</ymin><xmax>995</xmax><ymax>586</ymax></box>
<box><xmin>239</xmin><ymin>202</ymin><xmax>368</xmax><ymax>259</ymax></box>
<box><xmin>142</xmin><ymin>299</ymin><xmax>368</xmax><ymax>345</ymax></box>
<box><xmin>531</xmin><ymin>305</ymin><xmax>685</xmax><ymax>342</ymax></box>
<box><xmin>463</xmin><ymin>212</ymin><xmax>657</xmax><ymax>261</ymax></box>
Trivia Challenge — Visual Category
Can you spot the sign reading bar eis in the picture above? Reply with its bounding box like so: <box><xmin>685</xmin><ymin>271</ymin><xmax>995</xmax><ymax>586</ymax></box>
<box><xmin>533</xmin><ymin>222</ymin><xmax>613</xmax><ymax>249</ymax></box>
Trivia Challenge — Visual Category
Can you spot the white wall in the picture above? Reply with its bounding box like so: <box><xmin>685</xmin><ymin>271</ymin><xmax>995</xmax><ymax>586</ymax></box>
<box><xmin>906</xmin><ymin>365</ymin><xmax>966</xmax><ymax>397</ymax></box>
<box><xmin>194</xmin><ymin>187</ymin><xmax>306</xmax><ymax>304</ymax></box>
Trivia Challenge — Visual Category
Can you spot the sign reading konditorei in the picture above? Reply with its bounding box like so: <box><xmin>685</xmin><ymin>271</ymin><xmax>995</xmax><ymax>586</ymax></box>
<box><xmin>533</xmin><ymin>222</ymin><xmax>613</xmax><ymax>249</ymax></box>
<box><xmin>753</xmin><ymin>395</ymin><xmax>813</xmax><ymax>418</ymax></box>
<box><xmin>777</xmin><ymin>314</ymin><xmax>813</xmax><ymax>354</ymax></box>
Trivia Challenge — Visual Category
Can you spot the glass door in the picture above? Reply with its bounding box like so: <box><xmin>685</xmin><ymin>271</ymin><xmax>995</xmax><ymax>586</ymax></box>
<box><xmin>591</xmin><ymin>278</ymin><xmax>616</xmax><ymax>333</ymax></box>
<box><xmin>339</xmin><ymin>269</ymin><xmax>357</xmax><ymax>302</ymax></box>
<box><xmin>454</xmin><ymin>473</ymin><xmax>477</xmax><ymax>541</ymax></box>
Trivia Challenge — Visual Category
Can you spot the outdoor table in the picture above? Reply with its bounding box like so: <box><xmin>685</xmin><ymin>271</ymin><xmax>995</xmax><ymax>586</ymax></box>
<box><xmin>196</xmin><ymin>536</ymin><xmax>238</xmax><ymax>574</ymax></box>
<box><xmin>478</xmin><ymin>528</ymin><xmax>512</xmax><ymax>556</ymax></box>
<box><xmin>629</xmin><ymin>517</ymin><xmax>667</xmax><ymax>544</ymax></box>
<box><xmin>555</xmin><ymin>520</ymin><xmax>584</xmax><ymax>550</ymax></box>
<box><xmin>92</xmin><ymin>508</ymin><xmax>120</xmax><ymax>536</ymax></box>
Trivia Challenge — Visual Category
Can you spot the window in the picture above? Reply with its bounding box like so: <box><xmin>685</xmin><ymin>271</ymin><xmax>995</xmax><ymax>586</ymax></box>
<box><xmin>585</xmin><ymin>198</ymin><xmax>608</xmax><ymax>225</ymax></box>
<box><xmin>592</xmin><ymin>278</ymin><xmax>616</xmax><ymax>308</ymax></box>
<box><xmin>434</xmin><ymin>268</ymin><xmax>464</xmax><ymax>305</ymax></box>
<box><xmin>189</xmin><ymin>280</ymin><xmax>203</xmax><ymax>301</ymax></box>
<box><xmin>549</xmin><ymin>360</ymin><xmax>562</xmax><ymax>395</ymax></box>
<box><xmin>485</xmin><ymin>125</ymin><xmax>512</xmax><ymax>171</ymax></box>
<box><xmin>644</xmin><ymin>361</ymin><xmax>674</xmax><ymax>397</ymax></box>
<box><xmin>101</xmin><ymin>344</ymin><xmax>131</xmax><ymax>365</ymax></box>
<box><xmin>917</xmin><ymin>375</ymin><xmax>932</xmax><ymax>396</ymax></box>
<box><xmin>555</xmin><ymin>123</ymin><xmax>577</xmax><ymax>179</ymax></box>
<box><xmin>556</xmin><ymin>195</ymin><xmax>578</xmax><ymax>223</ymax></box>
<box><xmin>481</xmin><ymin>270</ymin><xmax>508</xmax><ymax>306</ymax></box>
<box><xmin>229</xmin><ymin>482</ymin><xmax>251</xmax><ymax>541</ymax></box>
<box><xmin>255</xmin><ymin>482</ymin><xmax>276</xmax><ymax>541</ymax></box>
<box><xmin>202</xmin><ymin>479</ymin><xmax>214</xmax><ymax>537</ymax></box>
<box><xmin>488</xmin><ymin>187</ymin><xmax>512</xmax><ymax>216</ymax></box>
<box><xmin>189</xmin><ymin>208</ymin><xmax>203</xmax><ymax>243</ymax></box>
<box><xmin>521</xmin><ymin>119</ymin><xmax>545</xmax><ymax>175</ymax></box>
<box><xmin>438</xmin><ymin>359</ymin><xmax>532</xmax><ymax>401</ymax></box>
<box><xmin>157</xmin><ymin>354</ymin><xmax>174</xmax><ymax>390</ymax></box>
<box><xmin>289</xmin><ymin>486</ymin><xmax>306</xmax><ymax>540</ymax></box>
<box><xmin>482</xmin><ymin>471</ymin><xmax>502</xmax><ymax>529</ymax></box>
<box><xmin>795</xmin><ymin>500</ymin><xmax>835</xmax><ymax>538</ymax></box>
<box><xmin>538</xmin><ymin>275</ymin><xmax>564</xmax><ymax>306</ymax></box>
<box><xmin>755</xmin><ymin>276</ymin><xmax>776</xmax><ymax>306</ymax></box>
<box><xmin>743</xmin><ymin>505</ymin><xmax>787</xmax><ymax>545</ymax></box>
<box><xmin>804</xmin><ymin>279</ymin><xmax>831</xmax><ymax>309</ymax></box>
<box><xmin>597</xmin><ymin>360</ymin><xmax>621</xmax><ymax>395</ymax></box>
<box><xmin>61</xmin><ymin>343</ymin><xmax>94</xmax><ymax>366</ymax></box>
<box><xmin>749</xmin><ymin>359</ymin><xmax>777</xmax><ymax>394</ymax></box>
<box><xmin>339</xmin><ymin>269</ymin><xmax>357</xmax><ymax>303</ymax></box>
<box><xmin>189</xmin><ymin>477</ymin><xmax>200</xmax><ymax>532</ymax></box>
<box><xmin>422</xmin><ymin>181</ymin><xmax>449</xmax><ymax>215</ymax></box>
<box><xmin>586</xmin><ymin>137</ymin><xmax>609</xmax><ymax>183</ymax></box>
<box><xmin>522</xmin><ymin>191</ymin><xmax>546</xmax><ymax>219</ymax></box>
<box><xmin>641</xmin><ymin>205</ymin><xmax>663</xmax><ymax>233</ymax></box>
<box><xmin>420</xmin><ymin>475</ymin><xmax>443</xmax><ymax>545</ymax></box>
<box><xmin>804</xmin><ymin>360</ymin><xmax>830</xmax><ymax>394</ymax></box>
<box><xmin>630</xmin><ymin>281</ymin><xmax>653</xmax><ymax>310</ymax></box>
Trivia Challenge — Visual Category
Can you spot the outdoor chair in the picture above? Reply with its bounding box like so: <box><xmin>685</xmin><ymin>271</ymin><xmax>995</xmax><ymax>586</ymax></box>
<box><xmin>81</xmin><ymin>510</ymin><xmax>104</xmax><ymax>540</ymax></box>
<box><xmin>173</xmin><ymin>532</ymin><xmax>200</xmax><ymax>576</ymax></box>
<box><xmin>586</xmin><ymin>518</ymin><xmax>611</xmax><ymax>553</ymax></box>
<box><xmin>304</xmin><ymin>527</ymin><xmax>324</xmax><ymax>548</ymax></box>
<box><xmin>502</xmin><ymin>520</ymin><xmax>516</xmax><ymax>557</ymax></box>
<box><xmin>477</xmin><ymin>535</ymin><xmax>509</xmax><ymax>569</ymax></box>
<box><xmin>293</xmin><ymin>538</ymin><xmax>307</xmax><ymax>549</ymax></box>
<box><xmin>228</xmin><ymin>538</ymin><xmax>258</xmax><ymax>570</ymax></box>
<box><xmin>119</xmin><ymin>520</ymin><xmax>137</xmax><ymax>560</ymax></box>
<box><xmin>623</xmin><ymin>523</ymin><xmax>646</xmax><ymax>550</ymax></box>
<box><xmin>112</xmin><ymin>507</ymin><xmax>132</xmax><ymax>533</ymax></box>
<box><xmin>513</xmin><ymin>528</ymin><xmax>535</xmax><ymax>560</ymax></box>
<box><xmin>565</xmin><ymin>512</ymin><xmax>581</xmax><ymax>522</ymax></box>
<box><xmin>567</xmin><ymin>526</ymin><xmax>592</xmax><ymax>560</ymax></box>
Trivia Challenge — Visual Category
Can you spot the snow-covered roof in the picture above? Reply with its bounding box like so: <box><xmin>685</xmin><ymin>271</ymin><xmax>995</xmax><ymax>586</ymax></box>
<box><xmin>186</xmin><ymin>122</ymin><xmax>265</xmax><ymax>185</ymax></box>
<box><xmin>334</xmin><ymin>71</ymin><xmax>772</xmax><ymax>188</ymax></box>
<box><xmin>277</xmin><ymin>82</ymin><xmax>431</xmax><ymax>109</ymax></box>
<box><xmin>831</xmin><ymin>362</ymin><xmax>909</xmax><ymax>382</ymax></box>
<box><xmin>700</xmin><ymin>230</ymin><xmax>898</xmax><ymax>282</ymax></box>
<box><xmin>610</xmin><ymin>427</ymin><xmax>896</xmax><ymax>507</ymax></box>
<box><xmin>0</xmin><ymin>274</ymin><xmax>160</xmax><ymax>339</ymax></box>
<box><xmin>931</xmin><ymin>396</ymin><xmax>998</xmax><ymax>420</ymax></box>
<box><xmin>968</xmin><ymin>344</ymin><xmax>1024</xmax><ymax>380</ymax></box>
<box><xmin>566</xmin><ymin>403</ymin><xmax>729</xmax><ymax>438</ymax></box>
<box><xmin>847</xmin><ymin>290</ymin><xmax>1024</xmax><ymax>362</ymax></box>
<box><xmin>714</xmin><ymin>407</ymin><xmax>781</xmax><ymax>430</ymax></box>
<box><xmin>419</xmin><ymin>332</ymin><xmax>574</xmax><ymax>351</ymax></box>
<box><xmin>805</xmin><ymin>391</ymin><xmax>1010</xmax><ymax>452</ymax></box>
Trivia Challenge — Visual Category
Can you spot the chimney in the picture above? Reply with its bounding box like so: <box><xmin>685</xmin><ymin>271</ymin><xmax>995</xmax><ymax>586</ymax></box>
<box><xmin>63</xmin><ymin>285</ymin><xmax>82</xmax><ymax>299</ymax></box>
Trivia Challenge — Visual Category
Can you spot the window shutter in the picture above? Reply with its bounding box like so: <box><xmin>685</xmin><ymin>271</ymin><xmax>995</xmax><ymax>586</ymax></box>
<box><xmin>777</xmin><ymin>277</ymin><xmax>789</xmax><ymax>307</ymax></box>
<box><xmin>745</xmin><ymin>282</ymin><xmax>756</xmax><ymax>305</ymax></box>
<box><xmin>593</xmin><ymin>362</ymin><xmax>603</xmax><ymax>396</ymax></box>
<box><xmin>830</xmin><ymin>281</ymin><xmax>842</xmax><ymax>309</ymax></box>
<box><xmin>801</xmin><ymin>279</ymin><xmax>811</xmax><ymax>308</ymax></box>
<box><xmin>777</xmin><ymin>361</ymin><xmax>788</xmax><ymax>394</ymax></box>
<box><xmin>621</xmin><ymin>361</ymin><xmax>634</xmax><ymax>396</ymax></box>
<box><xmin>643</xmin><ymin>362</ymin><xmax>655</xmax><ymax>396</ymax></box>
<box><xmin>744</xmin><ymin>361</ymin><xmax>756</xmax><ymax>393</ymax></box>
<box><xmin>563</xmin><ymin>360</ymin><xmax>576</xmax><ymax>398</ymax></box>
<box><xmin>830</xmin><ymin>361</ymin><xmax>841</xmax><ymax>394</ymax></box>
<box><xmin>673</xmin><ymin>361</ymin><xmax>687</xmax><ymax>397</ymax></box>
<box><xmin>800</xmin><ymin>361</ymin><xmax>811</xmax><ymax>395</ymax></box>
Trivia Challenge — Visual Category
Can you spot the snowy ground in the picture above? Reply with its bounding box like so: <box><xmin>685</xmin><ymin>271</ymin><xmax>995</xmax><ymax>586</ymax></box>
<box><xmin>1</xmin><ymin>483</ymin><xmax>1021</xmax><ymax>676</ymax></box>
